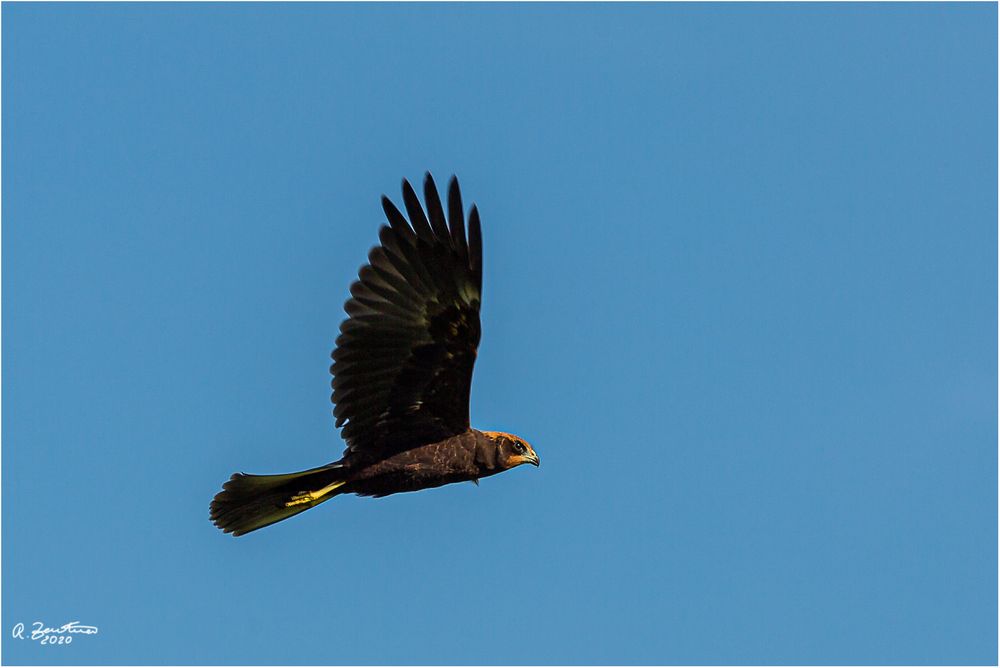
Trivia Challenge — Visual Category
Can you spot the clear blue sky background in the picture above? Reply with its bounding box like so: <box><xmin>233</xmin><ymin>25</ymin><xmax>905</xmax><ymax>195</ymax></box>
<box><xmin>3</xmin><ymin>3</ymin><xmax>996</xmax><ymax>665</ymax></box>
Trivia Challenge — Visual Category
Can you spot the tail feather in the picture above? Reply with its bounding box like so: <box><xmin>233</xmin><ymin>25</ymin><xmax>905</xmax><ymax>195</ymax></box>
<box><xmin>210</xmin><ymin>465</ymin><xmax>346</xmax><ymax>536</ymax></box>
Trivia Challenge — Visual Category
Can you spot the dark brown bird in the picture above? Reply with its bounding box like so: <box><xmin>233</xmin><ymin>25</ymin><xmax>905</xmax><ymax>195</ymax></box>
<box><xmin>210</xmin><ymin>174</ymin><xmax>538</xmax><ymax>536</ymax></box>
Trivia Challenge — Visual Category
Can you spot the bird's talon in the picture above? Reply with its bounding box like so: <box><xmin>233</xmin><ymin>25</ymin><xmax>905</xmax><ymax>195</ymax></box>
<box><xmin>284</xmin><ymin>492</ymin><xmax>315</xmax><ymax>507</ymax></box>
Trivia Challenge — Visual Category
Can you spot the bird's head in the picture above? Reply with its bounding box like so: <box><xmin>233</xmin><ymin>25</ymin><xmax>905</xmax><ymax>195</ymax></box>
<box><xmin>482</xmin><ymin>431</ymin><xmax>540</xmax><ymax>470</ymax></box>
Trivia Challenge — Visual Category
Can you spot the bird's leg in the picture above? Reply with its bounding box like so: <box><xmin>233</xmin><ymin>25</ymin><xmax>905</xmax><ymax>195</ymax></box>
<box><xmin>284</xmin><ymin>480</ymin><xmax>346</xmax><ymax>507</ymax></box>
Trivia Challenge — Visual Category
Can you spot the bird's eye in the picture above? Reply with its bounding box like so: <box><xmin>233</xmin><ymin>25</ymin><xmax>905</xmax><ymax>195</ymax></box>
<box><xmin>513</xmin><ymin>442</ymin><xmax>526</xmax><ymax>454</ymax></box>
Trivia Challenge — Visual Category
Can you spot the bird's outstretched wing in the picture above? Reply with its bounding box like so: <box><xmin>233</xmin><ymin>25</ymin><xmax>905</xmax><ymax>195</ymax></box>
<box><xmin>330</xmin><ymin>174</ymin><xmax>483</xmax><ymax>459</ymax></box>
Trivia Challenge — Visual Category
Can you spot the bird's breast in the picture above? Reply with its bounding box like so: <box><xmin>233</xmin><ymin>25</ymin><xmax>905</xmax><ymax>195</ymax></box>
<box><xmin>346</xmin><ymin>433</ymin><xmax>481</xmax><ymax>497</ymax></box>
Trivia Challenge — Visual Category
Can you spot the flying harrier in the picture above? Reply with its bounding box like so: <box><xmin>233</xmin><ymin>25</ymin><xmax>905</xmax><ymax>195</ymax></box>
<box><xmin>210</xmin><ymin>175</ymin><xmax>539</xmax><ymax>536</ymax></box>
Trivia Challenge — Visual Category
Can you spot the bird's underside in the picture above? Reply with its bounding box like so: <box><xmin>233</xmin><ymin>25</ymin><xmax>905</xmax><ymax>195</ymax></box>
<box><xmin>321</xmin><ymin>429</ymin><xmax>535</xmax><ymax>499</ymax></box>
<box><xmin>210</xmin><ymin>175</ymin><xmax>538</xmax><ymax>536</ymax></box>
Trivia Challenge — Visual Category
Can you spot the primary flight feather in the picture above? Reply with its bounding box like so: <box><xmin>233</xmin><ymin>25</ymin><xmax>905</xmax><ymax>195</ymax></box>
<box><xmin>210</xmin><ymin>174</ymin><xmax>538</xmax><ymax>536</ymax></box>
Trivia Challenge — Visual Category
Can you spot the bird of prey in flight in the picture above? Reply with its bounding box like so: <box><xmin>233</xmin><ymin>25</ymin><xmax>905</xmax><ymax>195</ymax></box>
<box><xmin>211</xmin><ymin>174</ymin><xmax>539</xmax><ymax>536</ymax></box>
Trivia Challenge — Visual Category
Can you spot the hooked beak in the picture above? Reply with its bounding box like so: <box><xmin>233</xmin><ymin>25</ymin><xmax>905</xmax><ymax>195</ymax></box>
<box><xmin>526</xmin><ymin>451</ymin><xmax>540</xmax><ymax>467</ymax></box>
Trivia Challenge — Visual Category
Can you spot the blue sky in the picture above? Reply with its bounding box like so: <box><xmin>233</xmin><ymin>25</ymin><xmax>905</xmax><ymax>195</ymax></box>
<box><xmin>3</xmin><ymin>3</ymin><xmax>996</xmax><ymax>665</ymax></box>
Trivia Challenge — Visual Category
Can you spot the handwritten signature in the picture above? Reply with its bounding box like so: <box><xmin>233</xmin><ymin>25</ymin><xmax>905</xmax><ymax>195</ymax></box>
<box><xmin>12</xmin><ymin>621</ymin><xmax>99</xmax><ymax>645</ymax></box>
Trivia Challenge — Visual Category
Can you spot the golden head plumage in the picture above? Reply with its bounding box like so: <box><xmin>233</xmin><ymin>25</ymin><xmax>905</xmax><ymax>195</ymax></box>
<box><xmin>481</xmin><ymin>431</ymin><xmax>540</xmax><ymax>469</ymax></box>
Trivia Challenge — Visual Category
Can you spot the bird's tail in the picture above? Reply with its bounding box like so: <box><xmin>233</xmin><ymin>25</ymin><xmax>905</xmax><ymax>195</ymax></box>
<box><xmin>210</xmin><ymin>464</ymin><xmax>348</xmax><ymax>536</ymax></box>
